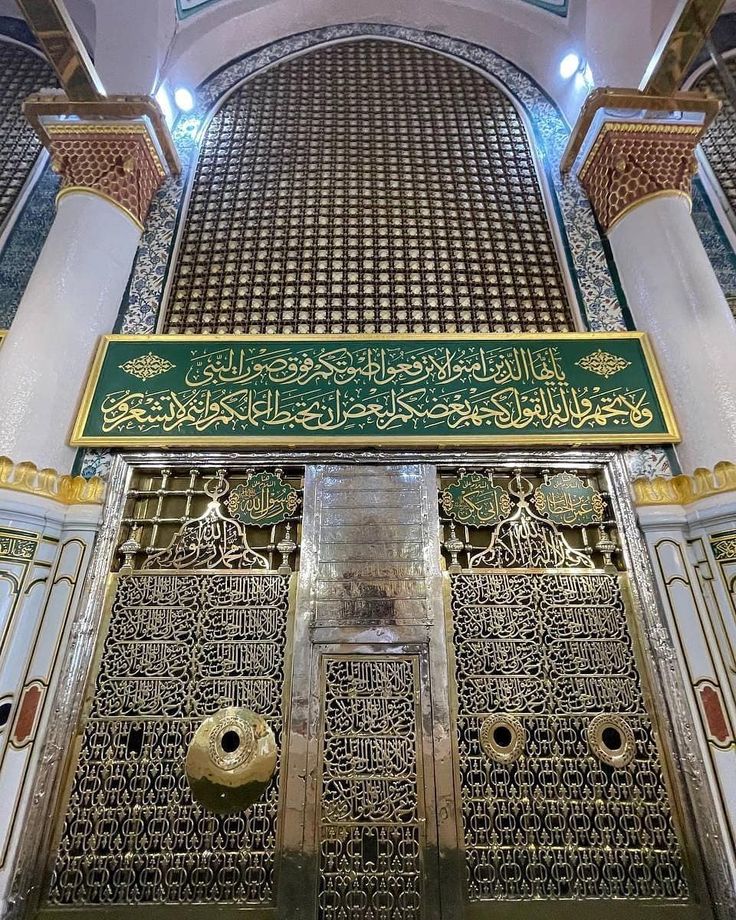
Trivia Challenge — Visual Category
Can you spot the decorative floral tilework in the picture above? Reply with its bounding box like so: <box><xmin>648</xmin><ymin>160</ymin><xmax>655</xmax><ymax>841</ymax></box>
<box><xmin>691</xmin><ymin>177</ymin><xmax>736</xmax><ymax>310</ymax></box>
<box><xmin>0</xmin><ymin>164</ymin><xmax>58</xmax><ymax>329</ymax></box>
<box><xmin>624</xmin><ymin>448</ymin><xmax>673</xmax><ymax>482</ymax></box>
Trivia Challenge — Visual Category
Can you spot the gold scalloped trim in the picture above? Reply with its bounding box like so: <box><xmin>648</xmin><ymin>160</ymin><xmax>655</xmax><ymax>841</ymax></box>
<box><xmin>633</xmin><ymin>461</ymin><xmax>736</xmax><ymax>506</ymax></box>
<box><xmin>0</xmin><ymin>457</ymin><xmax>105</xmax><ymax>505</ymax></box>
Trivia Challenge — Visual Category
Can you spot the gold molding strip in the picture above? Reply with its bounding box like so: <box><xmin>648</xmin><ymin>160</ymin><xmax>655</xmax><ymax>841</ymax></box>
<box><xmin>607</xmin><ymin>190</ymin><xmax>693</xmax><ymax>233</ymax></box>
<box><xmin>560</xmin><ymin>86</ymin><xmax>719</xmax><ymax>174</ymax></box>
<box><xmin>634</xmin><ymin>461</ymin><xmax>736</xmax><ymax>506</ymax></box>
<box><xmin>642</xmin><ymin>0</ymin><xmax>726</xmax><ymax>96</ymax></box>
<box><xmin>15</xmin><ymin>0</ymin><xmax>106</xmax><ymax>102</ymax></box>
<box><xmin>0</xmin><ymin>457</ymin><xmax>105</xmax><ymax>506</ymax></box>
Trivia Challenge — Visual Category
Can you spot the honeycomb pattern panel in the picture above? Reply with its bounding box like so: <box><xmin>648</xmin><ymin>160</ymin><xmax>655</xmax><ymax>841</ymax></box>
<box><xmin>0</xmin><ymin>41</ymin><xmax>54</xmax><ymax>232</ymax></box>
<box><xmin>165</xmin><ymin>39</ymin><xmax>572</xmax><ymax>335</ymax></box>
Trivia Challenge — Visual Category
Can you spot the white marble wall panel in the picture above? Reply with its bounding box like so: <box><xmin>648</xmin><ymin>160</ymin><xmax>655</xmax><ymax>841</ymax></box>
<box><xmin>0</xmin><ymin>491</ymin><xmax>101</xmax><ymax>911</ymax></box>
<box><xmin>638</xmin><ymin>498</ymin><xmax>736</xmax><ymax>896</ymax></box>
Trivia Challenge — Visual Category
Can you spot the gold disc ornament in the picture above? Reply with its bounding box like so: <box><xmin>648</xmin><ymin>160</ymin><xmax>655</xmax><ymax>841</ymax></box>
<box><xmin>185</xmin><ymin>707</ymin><xmax>277</xmax><ymax>813</ymax></box>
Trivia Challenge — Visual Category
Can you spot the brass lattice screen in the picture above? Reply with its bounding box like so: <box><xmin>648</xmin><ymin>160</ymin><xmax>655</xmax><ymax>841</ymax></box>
<box><xmin>0</xmin><ymin>41</ymin><xmax>54</xmax><ymax>231</ymax></box>
<box><xmin>694</xmin><ymin>56</ymin><xmax>736</xmax><ymax>217</ymax></box>
<box><xmin>164</xmin><ymin>39</ymin><xmax>573</xmax><ymax>335</ymax></box>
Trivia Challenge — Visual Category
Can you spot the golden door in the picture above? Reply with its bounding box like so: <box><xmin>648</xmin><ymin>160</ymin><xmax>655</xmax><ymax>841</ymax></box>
<box><xmin>33</xmin><ymin>459</ymin><xmax>712</xmax><ymax>920</ymax></box>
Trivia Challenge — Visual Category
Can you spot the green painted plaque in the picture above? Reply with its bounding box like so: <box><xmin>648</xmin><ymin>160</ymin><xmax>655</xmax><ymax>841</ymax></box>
<box><xmin>71</xmin><ymin>333</ymin><xmax>678</xmax><ymax>447</ymax></box>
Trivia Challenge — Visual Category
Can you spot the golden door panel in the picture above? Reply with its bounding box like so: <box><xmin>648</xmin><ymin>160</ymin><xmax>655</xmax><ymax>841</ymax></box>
<box><xmin>34</xmin><ymin>458</ymin><xmax>713</xmax><ymax>920</ymax></box>
<box><xmin>438</xmin><ymin>465</ymin><xmax>707</xmax><ymax>918</ymax></box>
<box><xmin>40</xmin><ymin>466</ymin><xmax>304</xmax><ymax>915</ymax></box>
<box><xmin>316</xmin><ymin>654</ymin><xmax>428</xmax><ymax>920</ymax></box>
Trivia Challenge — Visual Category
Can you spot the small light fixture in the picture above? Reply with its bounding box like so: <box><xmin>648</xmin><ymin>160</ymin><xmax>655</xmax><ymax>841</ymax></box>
<box><xmin>174</xmin><ymin>87</ymin><xmax>195</xmax><ymax>113</ymax></box>
<box><xmin>560</xmin><ymin>52</ymin><xmax>582</xmax><ymax>80</ymax></box>
<box><xmin>155</xmin><ymin>84</ymin><xmax>174</xmax><ymax>126</ymax></box>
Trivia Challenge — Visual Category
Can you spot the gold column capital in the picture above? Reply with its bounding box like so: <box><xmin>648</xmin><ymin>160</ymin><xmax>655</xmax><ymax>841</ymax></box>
<box><xmin>578</xmin><ymin>119</ymin><xmax>705</xmax><ymax>233</ymax></box>
<box><xmin>0</xmin><ymin>456</ymin><xmax>105</xmax><ymax>505</ymax></box>
<box><xmin>561</xmin><ymin>87</ymin><xmax>719</xmax><ymax>233</ymax></box>
<box><xmin>24</xmin><ymin>94</ymin><xmax>180</xmax><ymax>229</ymax></box>
<box><xmin>633</xmin><ymin>461</ymin><xmax>736</xmax><ymax>506</ymax></box>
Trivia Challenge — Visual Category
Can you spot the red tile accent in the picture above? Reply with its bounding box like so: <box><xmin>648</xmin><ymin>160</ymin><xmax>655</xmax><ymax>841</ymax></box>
<box><xmin>11</xmin><ymin>682</ymin><xmax>44</xmax><ymax>747</ymax></box>
<box><xmin>698</xmin><ymin>683</ymin><xmax>734</xmax><ymax>746</ymax></box>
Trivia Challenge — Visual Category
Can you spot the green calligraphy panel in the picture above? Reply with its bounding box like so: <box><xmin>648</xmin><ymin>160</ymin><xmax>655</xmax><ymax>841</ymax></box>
<box><xmin>71</xmin><ymin>334</ymin><xmax>678</xmax><ymax>446</ymax></box>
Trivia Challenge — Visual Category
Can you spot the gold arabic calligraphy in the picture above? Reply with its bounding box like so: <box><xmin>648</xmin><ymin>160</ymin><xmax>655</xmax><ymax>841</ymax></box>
<box><xmin>98</xmin><ymin>344</ymin><xmax>656</xmax><ymax>435</ymax></box>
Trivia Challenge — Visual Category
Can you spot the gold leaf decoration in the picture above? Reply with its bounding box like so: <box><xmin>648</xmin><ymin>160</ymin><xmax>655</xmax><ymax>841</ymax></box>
<box><xmin>576</xmin><ymin>349</ymin><xmax>631</xmax><ymax>378</ymax></box>
<box><xmin>119</xmin><ymin>352</ymin><xmax>175</xmax><ymax>380</ymax></box>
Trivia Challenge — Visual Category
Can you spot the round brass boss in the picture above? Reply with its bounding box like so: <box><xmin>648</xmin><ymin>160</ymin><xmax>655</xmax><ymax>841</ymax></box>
<box><xmin>480</xmin><ymin>715</ymin><xmax>525</xmax><ymax>763</ymax></box>
<box><xmin>185</xmin><ymin>707</ymin><xmax>277</xmax><ymax>813</ymax></box>
<box><xmin>587</xmin><ymin>714</ymin><xmax>635</xmax><ymax>768</ymax></box>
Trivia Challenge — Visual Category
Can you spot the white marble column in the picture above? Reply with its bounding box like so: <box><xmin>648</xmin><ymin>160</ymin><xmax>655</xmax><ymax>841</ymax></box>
<box><xmin>634</xmin><ymin>471</ymin><xmax>736</xmax><ymax>907</ymax></box>
<box><xmin>0</xmin><ymin>192</ymin><xmax>140</xmax><ymax>472</ymax></box>
<box><xmin>575</xmin><ymin>108</ymin><xmax>736</xmax><ymax>908</ymax></box>
<box><xmin>0</xmin><ymin>485</ymin><xmax>103</xmax><ymax>909</ymax></box>
<box><xmin>576</xmin><ymin>114</ymin><xmax>736</xmax><ymax>475</ymax></box>
<box><xmin>609</xmin><ymin>194</ymin><xmax>736</xmax><ymax>472</ymax></box>
<box><xmin>0</xmin><ymin>105</ymin><xmax>177</xmax><ymax>476</ymax></box>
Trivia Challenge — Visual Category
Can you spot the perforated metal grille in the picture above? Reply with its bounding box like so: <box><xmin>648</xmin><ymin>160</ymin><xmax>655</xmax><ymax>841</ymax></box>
<box><xmin>695</xmin><ymin>58</ymin><xmax>736</xmax><ymax>215</ymax></box>
<box><xmin>165</xmin><ymin>39</ymin><xmax>572</xmax><ymax>335</ymax></box>
<box><xmin>0</xmin><ymin>42</ymin><xmax>54</xmax><ymax>230</ymax></box>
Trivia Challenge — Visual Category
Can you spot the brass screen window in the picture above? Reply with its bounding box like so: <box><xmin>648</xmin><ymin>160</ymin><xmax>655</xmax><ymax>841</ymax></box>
<box><xmin>165</xmin><ymin>39</ymin><xmax>573</xmax><ymax>335</ymax></box>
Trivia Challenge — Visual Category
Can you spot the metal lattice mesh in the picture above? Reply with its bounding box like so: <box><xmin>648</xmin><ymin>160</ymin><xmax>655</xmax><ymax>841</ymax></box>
<box><xmin>0</xmin><ymin>42</ymin><xmax>54</xmax><ymax>230</ymax></box>
<box><xmin>695</xmin><ymin>58</ymin><xmax>736</xmax><ymax>215</ymax></box>
<box><xmin>165</xmin><ymin>40</ymin><xmax>572</xmax><ymax>335</ymax></box>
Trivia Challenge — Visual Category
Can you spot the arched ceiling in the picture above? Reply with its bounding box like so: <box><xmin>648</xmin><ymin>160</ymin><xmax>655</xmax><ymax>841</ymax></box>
<box><xmin>0</xmin><ymin>0</ymin><xmax>687</xmax><ymax>122</ymax></box>
<box><xmin>176</xmin><ymin>0</ymin><xmax>568</xmax><ymax>19</ymax></box>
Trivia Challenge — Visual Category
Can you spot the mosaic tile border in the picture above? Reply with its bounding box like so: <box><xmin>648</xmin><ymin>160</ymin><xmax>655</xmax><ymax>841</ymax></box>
<box><xmin>118</xmin><ymin>23</ymin><xmax>625</xmax><ymax>336</ymax></box>
<box><xmin>0</xmin><ymin>164</ymin><xmax>57</xmax><ymax>329</ymax></box>
<box><xmin>0</xmin><ymin>23</ymin><xmax>56</xmax><ymax>331</ymax></box>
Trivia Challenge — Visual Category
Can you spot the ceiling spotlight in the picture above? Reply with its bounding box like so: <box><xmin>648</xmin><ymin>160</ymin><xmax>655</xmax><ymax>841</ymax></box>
<box><xmin>174</xmin><ymin>87</ymin><xmax>195</xmax><ymax>112</ymax></box>
<box><xmin>560</xmin><ymin>53</ymin><xmax>582</xmax><ymax>80</ymax></box>
<box><xmin>155</xmin><ymin>84</ymin><xmax>174</xmax><ymax>126</ymax></box>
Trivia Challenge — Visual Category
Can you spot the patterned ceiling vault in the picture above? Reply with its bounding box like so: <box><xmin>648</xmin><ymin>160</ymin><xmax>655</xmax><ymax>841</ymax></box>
<box><xmin>165</xmin><ymin>39</ymin><xmax>573</xmax><ymax>335</ymax></box>
<box><xmin>0</xmin><ymin>41</ymin><xmax>54</xmax><ymax>234</ymax></box>
<box><xmin>176</xmin><ymin>0</ymin><xmax>568</xmax><ymax>17</ymax></box>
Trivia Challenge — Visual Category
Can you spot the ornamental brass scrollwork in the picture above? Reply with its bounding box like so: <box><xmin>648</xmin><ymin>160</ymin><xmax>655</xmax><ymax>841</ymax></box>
<box><xmin>480</xmin><ymin>715</ymin><xmax>525</xmax><ymax>763</ymax></box>
<box><xmin>318</xmin><ymin>657</ymin><xmax>423</xmax><ymax>919</ymax></box>
<box><xmin>470</xmin><ymin>473</ymin><xmax>593</xmax><ymax>569</ymax></box>
<box><xmin>47</xmin><ymin>464</ymin><xmax>301</xmax><ymax>907</ymax></box>
<box><xmin>143</xmin><ymin>470</ymin><xmax>269</xmax><ymax>569</ymax></box>
<box><xmin>442</xmin><ymin>464</ymin><xmax>688</xmax><ymax>903</ymax></box>
<box><xmin>450</xmin><ymin>569</ymin><xmax>688</xmax><ymax>901</ymax></box>
<box><xmin>227</xmin><ymin>469</ymin><xmax>301</xmax><ymax>527</ymax></box>
<box><xmin>533</xmin><ymin>471</ymin><xmax>606</xmax><ymax>527</ymax></box>
<box><xmin>440</xmin><ymin>471</ymin><xmax>512</xmax><ymax>527</ymax></box>
<box><xmin>587</xmin><ymin>713</ymin><xmax>636</xmax><ymax>768</ymax></box>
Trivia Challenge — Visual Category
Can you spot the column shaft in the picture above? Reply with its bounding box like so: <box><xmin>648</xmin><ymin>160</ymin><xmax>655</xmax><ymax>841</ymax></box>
<box><xmin>0</xmin><ymin>192</ymin><xmax>140</xmax><ymax>472</ymax></box>
<box><xmin>609</xmin><ymin>195</ymin><xmax>736</xmax><ymax>471</ymax></box>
